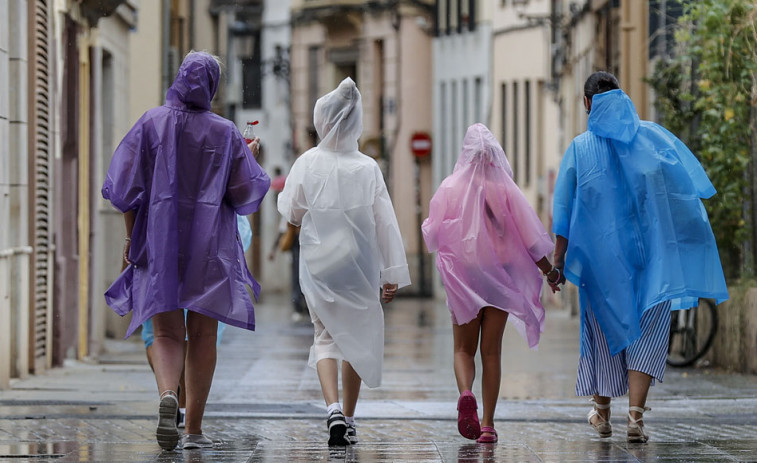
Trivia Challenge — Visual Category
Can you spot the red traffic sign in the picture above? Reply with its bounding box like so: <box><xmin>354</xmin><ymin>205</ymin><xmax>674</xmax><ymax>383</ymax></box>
<box><xmin>410</xmin><ymin>132</ymin><xmax>432</xmax><ymax>158</ymax></box>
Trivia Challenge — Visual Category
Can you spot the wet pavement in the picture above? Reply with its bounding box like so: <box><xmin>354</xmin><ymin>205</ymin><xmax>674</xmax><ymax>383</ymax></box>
<box><xmin>1</xmin><ymin>294</ymin><xmax>757</xmax><ymax>462</ymax></box>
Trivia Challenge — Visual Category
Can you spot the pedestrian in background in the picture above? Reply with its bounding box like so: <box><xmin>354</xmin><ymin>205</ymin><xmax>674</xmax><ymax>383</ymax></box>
<box><xmin>422</xmin><ymin>123</ymin><xmax>559</xmax><ymax>444</ymax></box>
<box><xmin>551</xmin><ymin>71</ymin><xmax>728</xmax><ymax>443</ymax></box>
<box><xmin>102</xmin><ymin>51</ymin><xmax>270</xmax><ymax>451</ymax></box>
<box><xmin>269</xmin><ymin>171</ymin><xmax>308</xmax><ymax>322</ymax></box>
<box><xmin>277</xmin><ymin>77</ymin><xmax>411</xmax><ymax>447</ymax></box>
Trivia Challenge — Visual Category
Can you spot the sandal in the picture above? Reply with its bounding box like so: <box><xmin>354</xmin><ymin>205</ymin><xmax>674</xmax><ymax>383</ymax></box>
<box><xmin>156</xmin><ymin>390</ymin><xmax>180</xmax><ymax>450</ymax></box>
<box><xmin>587</xmin><ymin>398</ymin><xmax>612</xmax><ymax>438</ymax></box>
<box><xmin>627</xmin><ymin>406</ymin><xmax>651</xmax><ymax>443</ymax></box>
<box><xmin>457</xmin><ymin>390</ymin><xmax>481</xmax><ymax>440</ymax></box>
<box><xmin>476</xmin><ymin>426</ymin><xmax>498</xmax><ymax>443</ymax></box>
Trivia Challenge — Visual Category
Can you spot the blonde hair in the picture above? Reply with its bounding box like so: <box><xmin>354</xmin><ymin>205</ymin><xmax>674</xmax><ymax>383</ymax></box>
<box><xmin>185</xmin><ymin>50</ymin><xmax>224</xmax><ymax>77</ymax></box>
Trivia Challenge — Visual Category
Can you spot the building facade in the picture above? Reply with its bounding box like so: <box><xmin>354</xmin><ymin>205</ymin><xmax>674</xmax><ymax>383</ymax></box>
<box><xmin>432</xmin><ymin>0</ymin><xmax>492</xmax><ymax>189</ymax></box>
<box><xmin>0</xmin><ymin>0</ymin><xmax>137</xmax><ymax>388</ymax></box>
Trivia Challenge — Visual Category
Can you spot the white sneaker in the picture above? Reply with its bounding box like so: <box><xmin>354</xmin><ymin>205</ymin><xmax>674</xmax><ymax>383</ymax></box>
<box><xmin>180</xmin><ymin>433</ymin><xmax>214</xmax><ymax>449</ymax></box>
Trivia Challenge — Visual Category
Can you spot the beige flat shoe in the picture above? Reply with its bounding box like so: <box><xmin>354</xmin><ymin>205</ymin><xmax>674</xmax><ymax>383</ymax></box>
<box><xmin>627</xmin><ymin>406</ymin><xmax>651</xmax><ymax>443</ymax></box>
<box><xmin>587</xmin><ymin>398</ymin><xmax>612</xmax><ymax>438</ymax></box>
<box><xmin>156</xmin><ymin>390</ymin><xmax>180</xmax><ymax>450</ymax></box>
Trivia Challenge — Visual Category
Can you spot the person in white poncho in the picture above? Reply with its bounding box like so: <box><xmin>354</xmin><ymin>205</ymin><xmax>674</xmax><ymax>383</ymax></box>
<box><xmin>277</xmin><ymin>77</ymin><xmax>411</xmax><ymax>446</ymax></box>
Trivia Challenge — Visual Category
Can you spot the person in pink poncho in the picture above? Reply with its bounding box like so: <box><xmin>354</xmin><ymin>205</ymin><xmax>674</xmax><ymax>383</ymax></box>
<box><xmin>422</xmin><ymin>123</ymin><xmax>560</xmax><ymax>443</ymax></box>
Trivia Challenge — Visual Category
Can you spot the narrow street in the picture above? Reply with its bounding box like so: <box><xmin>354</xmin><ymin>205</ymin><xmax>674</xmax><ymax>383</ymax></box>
<box><xmin>1</xmin><ymin>294</ymin><xmax>756</xmax><ymax>462</ymax></box>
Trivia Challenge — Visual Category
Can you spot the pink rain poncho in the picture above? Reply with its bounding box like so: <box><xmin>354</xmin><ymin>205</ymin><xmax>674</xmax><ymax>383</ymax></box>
<box><xmin>277</xmin><ymin>78</ymin><xmax>411</xmax><ymax>387</ymax></box>
<box><xmin>102</xmin><ymin>52</ymin><xmax>271</xmax><ymax>338</ymax></box>
<box><xmin>422</xmin><ymin>123</ymin><xmax>553</xmax><ymax>348</ymax></box>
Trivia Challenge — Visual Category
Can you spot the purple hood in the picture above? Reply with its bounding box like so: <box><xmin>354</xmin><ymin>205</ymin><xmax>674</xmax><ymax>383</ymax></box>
<box><xmin>165</xmin><ymin>52</ymin><xmax>220</xmax><ymax>111</ymax></box>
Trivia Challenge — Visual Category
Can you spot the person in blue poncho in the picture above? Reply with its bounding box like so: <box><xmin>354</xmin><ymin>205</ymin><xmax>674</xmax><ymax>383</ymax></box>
<box><xmin>552</xmin><ymin>71</ymin><xmax>728</xmax><ymax>443</ymax></box>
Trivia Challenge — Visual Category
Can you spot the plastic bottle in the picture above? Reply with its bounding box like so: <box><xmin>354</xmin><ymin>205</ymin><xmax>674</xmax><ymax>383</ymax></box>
<box><xmin>243</xmin><ymin>120</ymin><xmax>259</xmax><ymax>144</ymax></box>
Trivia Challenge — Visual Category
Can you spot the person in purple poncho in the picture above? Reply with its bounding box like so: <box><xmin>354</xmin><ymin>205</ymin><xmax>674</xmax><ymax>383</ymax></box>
<box><xmin>422</xmin><ymin>123</ymin><xmax>560</xmax><ymax>444</ymax></box>
<box><xmin>102</xmin><ymin>51</ymin><xmax>270</xmax><ymax>451</ymax></box>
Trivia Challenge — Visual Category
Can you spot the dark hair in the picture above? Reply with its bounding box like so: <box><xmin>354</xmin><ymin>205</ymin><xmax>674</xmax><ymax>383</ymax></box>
<box><xmin>584</xmin><ymin>71</ymin><xmax>620</xmax><ymax>101</ymax></box>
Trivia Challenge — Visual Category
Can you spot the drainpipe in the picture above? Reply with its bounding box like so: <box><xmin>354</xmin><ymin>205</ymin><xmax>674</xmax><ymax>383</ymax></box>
<box><xmin>77</xmin><ymin>29</ymin><xmax>93</xmax><ymax>360</ymax></box>
<box><xmin>162</xmin><ymin>0</ymin><xmax>171</xmax><ymax>95</ymax></box>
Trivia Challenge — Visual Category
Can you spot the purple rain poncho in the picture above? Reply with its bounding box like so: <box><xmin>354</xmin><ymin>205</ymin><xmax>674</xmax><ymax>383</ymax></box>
<box><xmin>553</xmin><ymin>89</ymin><xmax>728</xmax><ymax>356</ymax></box>
<box><xmin>277</xmin><ymin>78</ymin><xmax>411</xmax><ymax>388</ymax></box>
<box><xmin>102</xmin><ymin>52</ymin><xmax>271</xmax><ymax>338</ymax></box>
<box><xmin>422</xmin><ymin>124</ymin><xmax>553</xmax><ymax>348</ymax></box>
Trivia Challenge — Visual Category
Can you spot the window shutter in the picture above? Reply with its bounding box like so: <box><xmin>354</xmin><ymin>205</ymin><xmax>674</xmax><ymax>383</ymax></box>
<box><xmin>28</xmin><ymin>0</ymin><xmax>53</xmax><ymax>372</ymax></box>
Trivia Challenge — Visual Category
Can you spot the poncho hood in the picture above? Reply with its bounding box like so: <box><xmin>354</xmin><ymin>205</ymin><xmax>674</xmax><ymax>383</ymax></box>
<box><xmin>165</xmin><ymin>52</ymin><xmax>219</xmax><ymax>111</ymax></box>
<box><xmin>457</xmin><ymin>123</ymin><xmax>514</xmax><ymax>178</ymax></box>
<box><xmin>587</xmin><ymin>89</ymin><xmax>640</xmax><ymax>144</ymax></box>
<box><xmin>314</xmin><ymin>77</ymin><xmax>362</xmax><ymax>152</ymax></box>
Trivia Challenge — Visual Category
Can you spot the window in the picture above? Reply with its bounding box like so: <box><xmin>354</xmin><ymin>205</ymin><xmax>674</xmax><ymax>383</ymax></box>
<box><xmin>512</xmin><ymin>81</ymin><xmax>519</xmax><ymax>183</ymax></box>
<box><xmin>308</xmin><ymin>46</ymin><xmax>319</xmax><ymax>124</ymax></box>
<box><xmin>462</xmin><ymin>79</ymin><xmax>469</xmax><ymax>131</ymax></box>
<box><xmin>440</xmin><ymin>81</ymin><xmax>447</xmax><ymax>168</ymax></box>
<box><xmin>242</xmin><ymin>30</ymin><xmax>262</xmax><ymax>109</ymax></box>
<box><xmin>446</xmin><ymin>0</ymin><xmax>453</xmax><ymax>34</ymax></box>
<box><xmin>436</xmin><ymin>0</ymin><xmax>446</xmax><ymax>36</ymax></box>
<box><xmin>525</xmin><ymin>80</ymin><xmax>531</xmax><ymax>186</ymax></box>
<box><xmin>451</xmin><ymin>80</ymin><xmax>458</xmax><ymax>173</ymax></box>
<box><xmin>460</xmin><ymin>0</ymin><xmax>470</xmax><ymax>31</ymax></box>
<box><xmin>474</xmin><ymin>77</ymin><xmax>482</xmax><ymax>123</ymax></box>
<box><xmin>501</xmin><ymin>82</ymin><xmax>507</xmax><ymax>160</ymax></box>
<box><xmin>462</xmin><ymin>0</ymin><xmax>476</xmax><ymax>31</ymax></box>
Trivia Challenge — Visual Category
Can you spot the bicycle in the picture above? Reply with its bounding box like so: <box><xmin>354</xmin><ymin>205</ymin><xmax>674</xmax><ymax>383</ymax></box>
<box><xmin>666</xmin><ymin>298</ymin><xmax>718</xmax><ymax>367</ymax></box>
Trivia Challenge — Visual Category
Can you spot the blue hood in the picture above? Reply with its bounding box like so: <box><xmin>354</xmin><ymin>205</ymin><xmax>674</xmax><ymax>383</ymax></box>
<box><xmin>165</xmin><ymin>52</ymin><xmax>220</xmax><ymax>111</ymax></box>
<box><xmin>587</xmin><ymin>89</ymin><xmax>640</xmax><ymax>144</ymax></box>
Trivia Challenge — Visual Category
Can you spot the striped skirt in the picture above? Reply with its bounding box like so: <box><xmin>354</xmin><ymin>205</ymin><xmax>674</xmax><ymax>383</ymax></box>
<box><xmin>576</xmin><ymin>299</ymin><xmax>671</xmax><ymax>398</ymax></box>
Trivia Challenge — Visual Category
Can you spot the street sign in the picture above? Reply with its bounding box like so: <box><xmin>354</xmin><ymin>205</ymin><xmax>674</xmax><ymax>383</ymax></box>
<box><xmin>410</xmin><ymin>132</ymin><xmax>432</xmax><ymax>158</ymax></box>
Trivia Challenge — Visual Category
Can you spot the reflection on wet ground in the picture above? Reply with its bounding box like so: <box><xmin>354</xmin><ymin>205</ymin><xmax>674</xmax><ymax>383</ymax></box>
<box><xmin>1</xmin><ymin>295</ymin><xmax>757</xmax><ymax>462</ymax></box>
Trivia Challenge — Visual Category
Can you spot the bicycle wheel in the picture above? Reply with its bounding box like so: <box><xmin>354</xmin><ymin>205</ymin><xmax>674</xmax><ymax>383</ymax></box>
<box><xmin>666</xmin><ymin>298</ymin><xmax>718</xmax><ymax>367</ymax></box>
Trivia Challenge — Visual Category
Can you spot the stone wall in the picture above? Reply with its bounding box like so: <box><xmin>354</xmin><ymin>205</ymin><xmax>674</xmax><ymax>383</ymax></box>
<box><xmin>704</xmin><ymin>286</ymin><xmax>757</xmax><ymax>374</ymax></box>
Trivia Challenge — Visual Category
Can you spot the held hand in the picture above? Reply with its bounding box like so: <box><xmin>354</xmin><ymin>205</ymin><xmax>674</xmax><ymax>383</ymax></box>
<box><xmin>247</xmin><ymin>138</ymin><xmax>260</xmax><ymax>159</ymax></box>
<box><xmin>545</xmin><ymin>266</ymin><xmax>565</xmax><ymax>293</ymax></box>
<box><xmin>382</xmin><ymin>283</ymin><xmax>398</xmax><ymax>303</ymax></box>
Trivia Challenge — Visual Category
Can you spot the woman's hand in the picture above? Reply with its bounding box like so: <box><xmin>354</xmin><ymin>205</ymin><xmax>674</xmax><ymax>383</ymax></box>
<box><xmin>121</xmin><ymin>237</ymin><xmax>131</xmax><ymax>271</ymax></box>
<box><xmin>544</xmin><ymin>266</ymin><xmax>565</xmax><ymax>293</ymax></box>
<box><xmin>382</xmin><ymin>283</ymin><xmax>398</xmax><ymax>303</ymax></box>
<box><xmin>247</xmin><ymin>138</ymin><xmax>260</xmax><ymax>159</ymax></box>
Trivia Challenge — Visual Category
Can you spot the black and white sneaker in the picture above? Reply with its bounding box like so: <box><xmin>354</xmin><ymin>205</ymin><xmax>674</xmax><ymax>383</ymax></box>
<box><xmin>327</xmin><ymin>410</ymin><xmax>351</xmax><ymax>446</ymax></box>
<box><xmin>176</xmin><ymin>407</ymin><xmax>186</xmax><ymax>428</ymax></box>
<box><xmin>346</xmin><ymin>423</ymin><xmax>358</xmax><ymax>444</ymax></box>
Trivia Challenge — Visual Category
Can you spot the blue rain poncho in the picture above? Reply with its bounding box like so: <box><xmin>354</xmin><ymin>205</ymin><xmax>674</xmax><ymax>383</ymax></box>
<box><xmin>553</xmin><ymin>89</ymin><xmax>728</xmax><ymax>356</ymax></box>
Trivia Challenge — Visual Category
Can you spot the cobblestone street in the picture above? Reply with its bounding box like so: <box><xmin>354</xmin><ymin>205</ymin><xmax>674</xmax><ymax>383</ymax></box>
<box><xmin>1</xmin><ymin>295</ymin><xmax>756</xmax><ymax>462</ymax></box>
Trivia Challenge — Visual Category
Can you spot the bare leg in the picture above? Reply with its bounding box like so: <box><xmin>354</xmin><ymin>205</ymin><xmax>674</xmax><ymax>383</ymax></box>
<box><xmin>145</xmin><ymin>344</ymin><xmax>155</xmax><ymax>371</ymax></box>
<box><xmin>342</xmin><ymin>361</ymin><xmax>361</xmax><ymax>417</ymax></box>
<box><xmin>316</xmin><ymin>358</ymin><xmax>340</xmax><ymax>406</ymax></box>
<box><xmin>178</xmin><ymin>360</ymin><xmax>187</xmax><ymax>409</ymax></box>
<box><xmin>478</xmin><ymin>307</ymin><xmax>508</xmax><ymax>430</ymax></box>
<box><xmin>452</xmin><ymin>312</ymin><xmax>483</xmax><ymax>393</ymax></box>
<box><xmin>183</xmin><ymin>311</ymin><xmax>218</xmax><ymax>435</ymax></box>
<box><xmin>628</xmin><ymin>370</ymin><xmax>653</xmax><ymax>422</ymax></box>
<box><xmin>151</xmin><ymin>310</ymin><xmax>187</xmax><ymax>396</ymax></box>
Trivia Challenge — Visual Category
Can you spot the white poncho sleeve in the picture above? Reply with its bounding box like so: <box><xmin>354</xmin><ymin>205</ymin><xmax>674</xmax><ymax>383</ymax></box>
<box><xmin>372</xmin><ymin>164</ymin><xmax>411</xmax><ymax>288</ymax></box>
